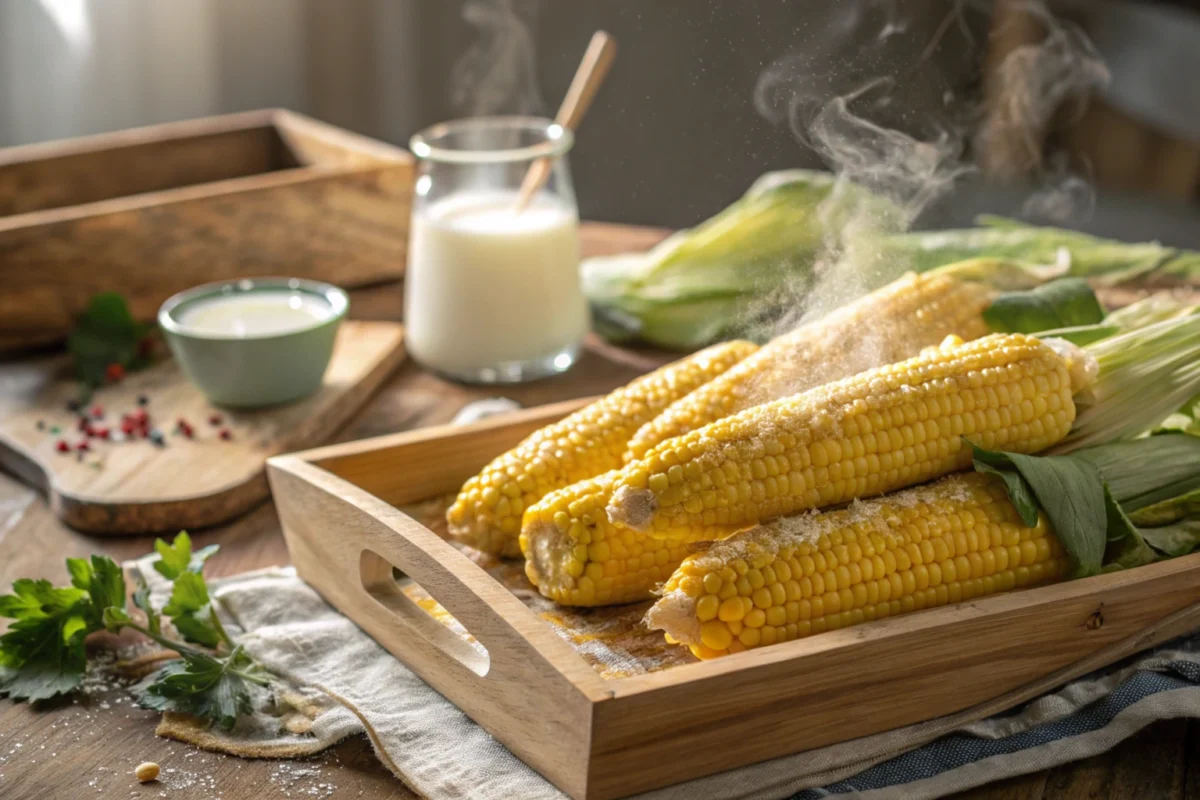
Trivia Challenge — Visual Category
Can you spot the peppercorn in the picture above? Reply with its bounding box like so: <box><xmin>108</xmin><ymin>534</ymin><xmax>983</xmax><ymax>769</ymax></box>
<box><xmin>219</xmin><ymin>428</ymin><xmax>233</xmax><ymax>441</ymax></box>
<box><xmin>105</xmin><ymin>363</ymin><xmax>125</xmax><ymax>382</ymax></box>
<box><xmin>149</xmin><ymin>430</ymin><xmax>165</xmax><ymax>446</ymax></box>
<box><xmin>76</xmin><ymin>441</ymin><xmax>90</xmax><ymax>452</ymax></box>
<box><xmin>208</xmin><ymin>413</ymin><xmax>223</xmax><ymax>426</ymax></box>
<box><xmin>55</xmin><ymin>440</ymin><xmax>70</xmax><ymax>454</ymax></box>
<box><xmin>137</xmin><ymin>394</ymin><xmax>149</xmax><ymax>406</ymax></box>
<box><xmin>91</xmin><ymin>426</ymin><xmax>110</xmax><ymax>440</ymax></box>
<box><xmin>89</xmin><ymin>405</ymin><xmax>104</xmax><ymax>419</ymax></box>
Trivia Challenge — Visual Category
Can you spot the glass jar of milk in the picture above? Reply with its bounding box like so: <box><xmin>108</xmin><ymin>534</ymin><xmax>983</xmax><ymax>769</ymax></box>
<box><xmin>406</xmin><ymin>116</ymin><xmax>588</xmax><ymax>383</ymax></box>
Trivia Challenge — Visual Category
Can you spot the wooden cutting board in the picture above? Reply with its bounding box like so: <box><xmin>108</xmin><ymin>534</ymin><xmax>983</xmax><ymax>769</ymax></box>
<box><xmin>0</xmin><ymin>320</ymin><xmax>405</xmax><ymax>535</ymax></box>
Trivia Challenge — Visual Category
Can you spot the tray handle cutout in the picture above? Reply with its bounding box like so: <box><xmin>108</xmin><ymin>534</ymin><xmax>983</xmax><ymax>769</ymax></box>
<box><xmin>270</xmin><ymin>456</ymin><xmax>598</xmax><ymax>696</ymax></box>
<box><xmin>360</xmin><ymin>549</ymin><xmax>490</xmax><ymax>677</ymax></box>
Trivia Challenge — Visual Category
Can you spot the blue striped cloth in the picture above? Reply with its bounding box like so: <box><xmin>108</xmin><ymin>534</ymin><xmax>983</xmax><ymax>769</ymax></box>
<box><xmin>791</xmin><ymin>646</ymin><xmax>1200</xmax><ymax>799</ymax></box>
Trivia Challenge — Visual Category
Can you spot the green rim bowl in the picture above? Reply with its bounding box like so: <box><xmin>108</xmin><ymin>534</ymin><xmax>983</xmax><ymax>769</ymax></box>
<box><xmin>158</xmin><ymin>277</ymin><xmax>348</xmax><ymax>408</ymax></box>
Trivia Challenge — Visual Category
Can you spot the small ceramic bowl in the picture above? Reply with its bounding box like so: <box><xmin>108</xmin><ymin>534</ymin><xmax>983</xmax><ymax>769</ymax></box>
<box><xmin>158</xmin><ymin>277</ymin><xmax>348</xmax><ymax>408</ymax></box>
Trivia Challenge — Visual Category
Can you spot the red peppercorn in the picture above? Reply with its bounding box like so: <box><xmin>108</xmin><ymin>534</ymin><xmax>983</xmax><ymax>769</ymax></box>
<box><xmin>105</xmin><ymin>363</ymin><xmax>125</xmax><ymax>382</ymax></box>
<box><xmin>177</xmin><ymin>418</ymin><xmax>194</xmax><ymax>438</ymax></box>
<box><xmin>219</xmin><ymin>428</ymin><xmax>233</xmax><ymax>441</ymax></box>
<box><xmin>75</xmin><ymin>441</ymin><xmax>90</xmax><ymax>452</ymax></box>
<box><xmin>91</xmin><ymin>426</ymin><xmax>109</xmax><ymax>439</ymax></box>
<box><xmin>56</xmin><ymin>440</ymin><xmax>70</xmax><ymax>453</ymax></box>
<box><xmin>208</xmin><ymin>414</ymin><xmax>223</xmax><ymax>426</ymax></box>
<box><xmin>90</xmin><ymin>405</ymin><xmax>104</xmax><ymax>419</ymax></box>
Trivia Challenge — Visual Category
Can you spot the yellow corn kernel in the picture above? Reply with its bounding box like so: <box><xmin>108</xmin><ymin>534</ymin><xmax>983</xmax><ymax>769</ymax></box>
<box><xmin>609</xmin><ymin>333</ymin><xmax>1079</xmax><ymax>539</ymax></box>
<box><xmin>623</xmin><ymin>271</ymin><xmax>995</xmax><ymax>462</ymax></box>
<box><xmin>446</xmin><ymin>340</ymin><xmax>756</xmax><ymax>555</ymax></box>
<box><xmin>645</xmin><ymin>472</ymin><xmax>1070</xmax><ymax>659</ymax></box>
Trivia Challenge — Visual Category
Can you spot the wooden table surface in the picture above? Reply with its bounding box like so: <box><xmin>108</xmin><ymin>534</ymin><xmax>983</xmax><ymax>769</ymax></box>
<box><xmin>1</xmin><ymin>223</ymin><xmax>1195</xmax><ymax>800</ymax></box>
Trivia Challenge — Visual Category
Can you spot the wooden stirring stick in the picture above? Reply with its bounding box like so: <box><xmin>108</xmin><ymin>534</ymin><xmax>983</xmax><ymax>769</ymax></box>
<box><xmin>515</xmin><ymin>30</ymin><xmax>617</xmax><ymax>212</ymax></box>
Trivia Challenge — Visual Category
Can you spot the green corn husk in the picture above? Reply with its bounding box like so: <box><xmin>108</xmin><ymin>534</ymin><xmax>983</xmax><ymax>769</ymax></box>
<box><xmin>884</xmin><ymin>215</ymin><xmax>1200</xmax><ymax>286</ymax></box>
<box><xmin>583</xmin><ymin>170</ymin><xmax>901</xmax><ymax>350</ymax></box>
<box><xmin>585</xmin><ymin>170</ymin><xmax>1200</xmax><ymax>350</ymax></box>
<box><xmin>1052</xmin><ymin>310</ymin><xmax>1200</xmax><ymax>453</ymax></box>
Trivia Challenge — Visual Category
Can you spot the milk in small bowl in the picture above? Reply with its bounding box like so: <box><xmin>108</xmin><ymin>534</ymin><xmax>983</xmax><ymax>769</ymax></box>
<box><xmin>407</xmin><ymin>117</ymin><xmax>586</xmax><ymax>383</ymax></box>
<box><xmin>159</xmin><ymin>278</ymin><xmax>348</xmax><ymax>407</ymax></box>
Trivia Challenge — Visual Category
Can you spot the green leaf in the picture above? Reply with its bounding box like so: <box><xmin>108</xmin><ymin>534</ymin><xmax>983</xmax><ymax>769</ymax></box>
<box><xmin>1099</xmin><ymin>485</ymin><xmax>1157</xmax><ymax>570</ymax></box>
<box><xmin>85</xmin><ymin>556</ymin><xmax>125</xmax><ymax>613</ymax></box>
<box><xmin>161</xmin><ymin>572</ymin><xmax>220</xmax><ymax>648</ymax></box>
<box><xmin>972</xmin><ymin>451</ymin><xmax>1040</xmax><ymax>526</ymax></box>
<box><xmin>135</xmin><ymin>648</ymin><xmax>257</xmax><ymax>730</ymax></box>
<box><xmin>969</xmin><ymin>442</ymin><xmax>1108</xmax><ymax>577</ymax></box>
<box><xmin>1140</xmin><ymin>517</ymin><xmax>1200</xmax><ymax>558</ymax></box>
<box><xmin>0</xmin><ymin>653</ymin><xmax>88</xmax><ymax>703</ymax></box>
<box><xmin>154</xmin><ymin>532</ymin><xmax>193</xmax><ymax>580</ymax></box>
<box><xmin>66</xmin><ymin>558</ymin><xmax>92</xmax><ymax>591</ymax></box>
<box><xmin>170</xmin><ymin>615</ymin><xmax>222</xmax><ymax>649</ymax></box>
<box><xmin>163</xmin><ymin>571</ymin><xmax>209</xmax><ymax>615</ymax></box>
<box><xmin>983</xmin><ymin>277</ymin><xmax>1106</xmax><ymax>335</ymax></box>
<box><xmin>0</xmin><ymin>579</ymin><xmax>96</xmax><ymax>702</ymax></box>
<box><xmin>67</xmin><ymin>292</ymin><xmax>153</xmax><ymax>386</ymax></box>
<box><xmin>0</xmin><ymin>579</ymin><xmax>87</xmax><ymax>620</ymax></box>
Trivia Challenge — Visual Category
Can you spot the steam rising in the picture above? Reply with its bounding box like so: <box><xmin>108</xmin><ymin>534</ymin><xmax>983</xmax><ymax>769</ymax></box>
<box><xmin>450</xmin><ymin>0</ymin><xmax>544</xmax><ymax>116</ymax></box>
<box><xmin>750</xmin><ymin>0</ymin><xmax>1108</xmax><ymax>394</ymax></box>
<box><xmin>977</xmin><ymin>5</ymin><xmax>1108</xmax><ymax>184</ymax></box>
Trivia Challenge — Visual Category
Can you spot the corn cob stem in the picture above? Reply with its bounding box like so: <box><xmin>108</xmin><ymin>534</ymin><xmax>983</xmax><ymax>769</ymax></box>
<box><xmin>645</xmin><ymin>472</ymin><xmax>1070</xmax><ymax>659</ymax></box>
<box><xmin>447</xmin><ymin>339</ymin><xmax>757</xmax><ymax>556</ymax></box>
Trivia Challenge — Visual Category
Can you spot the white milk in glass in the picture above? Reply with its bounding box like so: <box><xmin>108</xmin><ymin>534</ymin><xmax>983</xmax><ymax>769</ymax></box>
<box><xmin>405</xmin><ymin>189</ymin><xmax>587</xmax><ymax>379</ymax></box>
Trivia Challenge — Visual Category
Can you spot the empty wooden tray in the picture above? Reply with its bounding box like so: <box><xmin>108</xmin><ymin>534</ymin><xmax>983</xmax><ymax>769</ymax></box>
<box><xmin>268</xmin><ymin>400</ymin><xmax>1200</xmax><ymax>800</ymax></box>
<box><xmin>0</xmin><ymin>109</ymin><xmax>413</xmax><ymax>352</ymax></box>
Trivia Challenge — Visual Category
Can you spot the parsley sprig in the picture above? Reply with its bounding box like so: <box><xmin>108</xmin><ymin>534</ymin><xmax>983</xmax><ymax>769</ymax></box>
<box><xmin>0</xmin><ymin>533</ymin><xmax>272</xmax><ymax>730</ymax></box>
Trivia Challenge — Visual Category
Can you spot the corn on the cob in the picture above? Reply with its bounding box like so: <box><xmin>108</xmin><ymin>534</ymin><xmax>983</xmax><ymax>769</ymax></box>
<box><xmin>447</xmin><ymin>340</ymin><xmax>757</xmax><ymax>556</ymax></box>
<box><xmin>607</xmin><ymin>333</ymin><xmax>1084</xmax><ymax>539</ymax></box>
<box><xmin>623</xmin><ymin>270</ymin><xmax>996</xmax><ymax>462</ymax></box>
<box><xmin>645</xmin><ymin>472</ymin><xmax>1071</xmax><ymax>659</ymax></box>
<box><xmin>520</xmin><ymin>471</ymin><xmax>715</xmax><ymax>606</ymax></box>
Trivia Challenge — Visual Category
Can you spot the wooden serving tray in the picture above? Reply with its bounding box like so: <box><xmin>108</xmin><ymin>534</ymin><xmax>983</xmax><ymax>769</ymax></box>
<box><xmin>0</xmin><ymin>321</ymin><xmax>404</xmax><ymax>534</ymax></box>
<box><xmin>268</xmin><ymin>400</ymin><xmax>1200</xmax><ymax>800</ymax></box>
<box><xmin>0</xmin><ymin>109</ymin><xmax>412</xmax><ymax>352</ymax></box>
